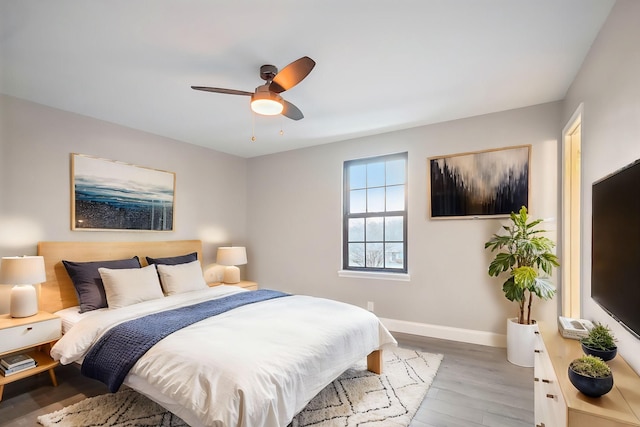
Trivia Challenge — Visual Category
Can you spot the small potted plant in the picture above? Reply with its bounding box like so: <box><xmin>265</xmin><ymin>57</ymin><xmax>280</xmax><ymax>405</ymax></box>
<box><xmin>581</xmin><ymin>322</ymin><xmax>617</xmax><ymax>361</ymax></box>
<box><xmin>485</xmin><ymin>206</ymin><xmax>560</xmax><ymax>367</ymax></box>
<box><xmin>568</xmin><ymin>355</ymin><xmax>613</xmax><ymax>397</ymax></box>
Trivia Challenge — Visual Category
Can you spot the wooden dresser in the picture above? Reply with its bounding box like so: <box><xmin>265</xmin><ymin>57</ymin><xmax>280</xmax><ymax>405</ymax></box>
<box><xmin>535</xmin><ymin>322</ymin><xmax>640</xmax><ymax>426</ymax></box>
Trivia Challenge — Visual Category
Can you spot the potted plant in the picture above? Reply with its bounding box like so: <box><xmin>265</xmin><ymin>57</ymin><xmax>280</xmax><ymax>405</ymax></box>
<box><xmin>485</xmin><ymin>206</ymin><xmax>560</xmax><ymax>367</ymax></box>
<box><xmin>568</xmin><ymin>355</ymin><xmax>614</xmax><ymax>397</ymax></box>
<box><xmin>581</xmin><ymin>322</ymin><xmax>617</xmax><ymax>361</ymax></box>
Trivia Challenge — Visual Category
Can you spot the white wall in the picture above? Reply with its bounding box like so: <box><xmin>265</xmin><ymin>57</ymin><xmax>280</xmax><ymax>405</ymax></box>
<box><xmin>562</xmin><ymin>0</ymin><xmax>640</xmax><ymax>374</ymax></box>
<box><xmin>0</xmin><ymin>94</ymin><xmax>249</xmax><ymax>312</ymax></box>
<box><xmin>247</xmin><ymin>102</ymin><xmax>561</xmax><ymax>343</ymax></box>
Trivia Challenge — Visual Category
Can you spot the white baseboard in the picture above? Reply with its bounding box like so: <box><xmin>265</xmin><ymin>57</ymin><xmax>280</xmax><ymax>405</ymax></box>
<box><xmin>380</xmin><ymin>317</ymin><xmax>507</xmax><ymax>348</ymax></box>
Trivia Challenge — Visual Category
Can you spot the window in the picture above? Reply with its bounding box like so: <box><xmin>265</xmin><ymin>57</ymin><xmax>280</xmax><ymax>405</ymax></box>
<box><xmin>343</xmin><ymin>152</ymin><xmax>407</xmax><ymax>273</ymax></box>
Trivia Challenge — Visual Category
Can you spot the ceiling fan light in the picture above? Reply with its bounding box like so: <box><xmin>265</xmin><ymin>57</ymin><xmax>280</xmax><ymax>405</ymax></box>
<box><xmin>251</xmin><ymin>92</ymin><xmax>284</xmax><ymax>116</ymax></box>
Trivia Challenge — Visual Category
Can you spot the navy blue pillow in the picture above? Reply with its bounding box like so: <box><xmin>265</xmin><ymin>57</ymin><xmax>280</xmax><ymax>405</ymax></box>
<box><xmin>146</xmin><ymin>252</ymin><xmax>198</xmax><ymax>266</ymax></box>
<box><xmin>62</xmin><ymin>257</ymin><xmax>142</xmax><ymax>313</ymax></box>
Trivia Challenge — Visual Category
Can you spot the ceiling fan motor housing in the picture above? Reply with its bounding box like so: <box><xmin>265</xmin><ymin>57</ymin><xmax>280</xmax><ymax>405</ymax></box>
<box><xmin>259</xmin><ymin>64</ymin><xmax>278</xmax><ymax>82</ymax></box>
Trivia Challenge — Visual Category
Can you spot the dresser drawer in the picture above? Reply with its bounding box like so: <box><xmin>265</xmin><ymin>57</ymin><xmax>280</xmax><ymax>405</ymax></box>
<box><xmin>0</xmin><ymin>317</ymin><xmax>61</xmax><ymax>354</ymax></box>
<box><xmin>534</xmin><ymin>330</ymin><xmax>567</xmax><ymax>427</ymax></box>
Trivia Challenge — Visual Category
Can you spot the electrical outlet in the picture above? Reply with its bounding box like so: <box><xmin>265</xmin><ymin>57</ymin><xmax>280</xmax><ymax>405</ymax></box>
<box><xmin>367</xmin><ymin>301</ymin><xmax>374</xmax><ymax>312</ymax></box>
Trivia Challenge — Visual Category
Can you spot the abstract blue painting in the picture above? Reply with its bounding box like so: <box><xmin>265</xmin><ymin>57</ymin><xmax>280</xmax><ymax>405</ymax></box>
<box><xmin>72</xmin><ymin>154</ymin><xmax>175</xmax><ymax>231</ymax></box>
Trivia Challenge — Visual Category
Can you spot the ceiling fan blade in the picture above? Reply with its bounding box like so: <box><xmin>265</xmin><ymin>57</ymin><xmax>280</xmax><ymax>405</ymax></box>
<box><xmin>191</xmin><ymin>86</ymin><xmax>253</xmax><ymax>96</ymax></box>
<box><xmin>269</xmin><ymin>56</ymin><xmax>316</xmax><ymax>93</ymax></box>
<box><xmin>282</xmin><ymin>100</ymin><xmax>304</xmax><ymax>120</ymax></box>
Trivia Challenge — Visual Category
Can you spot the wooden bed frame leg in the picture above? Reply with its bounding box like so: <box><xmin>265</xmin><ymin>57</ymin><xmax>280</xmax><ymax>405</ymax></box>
<box><xmin>48</xmin><ymin>368</ymin><xmax>58</xmax><ymax>387</ymax></box>
<box><xmin>367</xmin><ymin>350</ymin><xmax>382</xmax><ymax>374</ymax></box>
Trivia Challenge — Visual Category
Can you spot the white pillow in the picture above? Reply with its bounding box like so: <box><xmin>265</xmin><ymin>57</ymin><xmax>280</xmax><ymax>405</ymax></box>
<box><xmin>98</xmin><ymin>264</ymin><xmax>164</xmax><ymax>309</ymax></box>
<box><xmin>156</xmin><ymin>260</ymin><xmax>208</xmax><ymax>295</ymax></box>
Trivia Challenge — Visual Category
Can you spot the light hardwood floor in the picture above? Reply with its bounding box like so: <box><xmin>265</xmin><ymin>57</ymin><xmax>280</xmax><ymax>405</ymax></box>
<box><xmin>400</xmin><ymin>333</ymin><xmax>534</xmax><ymax>427</ymax></box>
<box><xmin>0</xmin><ymin>333</ymin><xmax>533</xmax><ymax>427</ymax></box>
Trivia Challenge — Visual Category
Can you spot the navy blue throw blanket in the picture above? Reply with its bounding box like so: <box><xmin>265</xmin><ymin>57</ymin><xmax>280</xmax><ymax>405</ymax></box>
<box><xmin>81</xmin><ymin>289</ymin><xmax>290</xmax><ymax>392</ymax></box>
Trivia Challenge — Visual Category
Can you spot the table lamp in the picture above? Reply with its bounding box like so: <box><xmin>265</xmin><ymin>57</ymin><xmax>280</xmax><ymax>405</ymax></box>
<box><xmin>0</xmin><ymin>256</ymin><xmax>46</xmax><ymax>318</ymax></box>
<box><xmin>216</xmin><ymin>247</ymin><xmax>247</xmax><ymax>284</ymax></box>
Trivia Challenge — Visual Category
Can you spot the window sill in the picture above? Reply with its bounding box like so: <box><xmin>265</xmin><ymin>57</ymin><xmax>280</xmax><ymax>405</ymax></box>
<box><xmin>337</xmin><ymin>270</ymin><xmax>410</xmax><ymax>282</ymax></box>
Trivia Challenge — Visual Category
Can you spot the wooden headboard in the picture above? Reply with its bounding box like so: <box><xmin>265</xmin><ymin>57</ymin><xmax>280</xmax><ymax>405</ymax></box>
<box><xmin>37</xmin><ymin>240</ymin><xmax>203</xmax><ymax>313</ymax></box>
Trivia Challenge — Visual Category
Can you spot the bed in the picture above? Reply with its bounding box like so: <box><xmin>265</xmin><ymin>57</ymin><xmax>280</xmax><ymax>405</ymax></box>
<box><xmin>38</xmin><ymin>240</ymin><xmax>397</xmax><ymax>427</ymax></box>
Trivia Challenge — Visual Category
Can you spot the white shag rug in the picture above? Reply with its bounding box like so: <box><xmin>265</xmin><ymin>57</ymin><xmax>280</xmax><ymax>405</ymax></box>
<box><xmin>38</xmin><ymin>347</ymin><xmax>442</xmax><ymax>427</ymax></box>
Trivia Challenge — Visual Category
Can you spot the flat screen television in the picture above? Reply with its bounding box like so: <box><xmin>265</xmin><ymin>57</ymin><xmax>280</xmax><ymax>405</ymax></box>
<box><xmin>591</xmin><ymin>158</ymin><xmax>640</xmax><ymax>339</ymax></box>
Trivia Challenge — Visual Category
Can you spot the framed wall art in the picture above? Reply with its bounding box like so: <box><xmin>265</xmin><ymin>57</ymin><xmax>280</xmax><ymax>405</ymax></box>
<box><xmin>71</xmin><ymin>153</ymin><xmax>175</xmax><ymax>231</ymax></box>
<box><xmin>428</xmin><ymin>145</ymin><xmax>530</xmax><ymax>219</ymax></box>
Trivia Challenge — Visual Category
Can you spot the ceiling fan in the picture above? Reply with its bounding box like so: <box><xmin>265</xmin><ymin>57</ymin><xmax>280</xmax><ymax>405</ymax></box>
<box><xmin>191</xmin><ymin>56</ymin><xmax>315</xmax><ymax>121</ymax></box>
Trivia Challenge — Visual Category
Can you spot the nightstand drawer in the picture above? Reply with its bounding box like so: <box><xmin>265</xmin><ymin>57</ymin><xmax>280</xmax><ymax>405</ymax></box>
<box><xmin>0</xmin><ymin>317</ymin><xmax>61</xmax><ymax>354</ymax></box>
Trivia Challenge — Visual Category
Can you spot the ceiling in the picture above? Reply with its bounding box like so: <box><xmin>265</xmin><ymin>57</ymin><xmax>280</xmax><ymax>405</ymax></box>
<box><xmin>0</xmin><ymin>1</ymin><xmax>614</xmax><ymax>158</ymax></box>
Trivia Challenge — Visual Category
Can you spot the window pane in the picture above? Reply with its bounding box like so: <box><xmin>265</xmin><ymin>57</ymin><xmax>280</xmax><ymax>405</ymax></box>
<box><xmin>348</xmin><ymin>243</ymin><xmax>365</xmax><ymax>267</ymax></box>
<box><xmin>367</xmin><ymin>187</ymin><xmax>385</xmax><ymax>212</ymax></box>
<box><xmin>385</xmin><ymin>242</ymin><xmax>404</xmax><ymax>268</ymax></box>
<box><xmin>386</xmin><ymin>159</ymin><xmax>405</xmax><ymax>185</ymax></box>
<box><xmin>349</xmin><ymin>164</ymin><xmax>366</xmax><ymax>189</ymax></box>
<box><xmin>343</xmin><ymin>152</ymin><xmax>407</xmax><ymax>273</ymax></box>
<box><xmin>385</xmin><ymin>216</ymin><xmax>403</xmax><ymax>241</ymax></box>
<box><xmin>348</xmin><ymin>218</ymin><xmax>364</xmax><ymax>241</ymax></box>
<box><xmin>386</xmin><ymin>185</ymin><xmax>404</xmax><ymax>211</ymax></box>
<box><xmin>350</xmin><ymin>189</ymin><xmax>366</xmax><ymax>213</ymax></box>
<box><xmin>366</xmin><ymin>217</ymin><xmax>383</xmax><ymax>241</ymax></box>
<box><xmin>367</xmin><ymin>162</ymin><xmax>385</xmax><ymax>187</ymax></box>
<box><xmin>366</xmin><ymin>243</ymin><xmax>384</xmax><ymax>267</ymax></box>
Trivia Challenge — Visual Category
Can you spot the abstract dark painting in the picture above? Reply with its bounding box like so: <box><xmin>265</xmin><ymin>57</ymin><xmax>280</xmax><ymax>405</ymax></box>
<box><xmin>72</xmin><ymin>154</ymin><xmax>175</xmax><ymax>231</ymax></box>
<box><xmin>429</xmin><ymin>145</ymin><xmax>530</xmax><ymax>218</ymax></box>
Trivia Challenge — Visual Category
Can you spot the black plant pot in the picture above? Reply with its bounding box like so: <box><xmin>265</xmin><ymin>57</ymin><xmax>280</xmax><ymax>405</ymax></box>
<box><xmin>581</xmin><ymin>343</ymin><xmax>617</xmax><ymax>361</ymax></box>
<box><xmin>568</xmin><ymin>367</ymin><xmax>614</xmax><ymax>397</ymax></box>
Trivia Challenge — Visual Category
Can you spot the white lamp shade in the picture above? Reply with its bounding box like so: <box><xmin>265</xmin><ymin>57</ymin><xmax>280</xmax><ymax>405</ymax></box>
<box><xmin>0</xmin><ymin>256</ymin><xmax>46</xmax><ymax>284</ymax></box>
<box><xmin>216</xmin><ymin>247</ymin><xmax>247</xmax><ymax>266</ymax></box>
<box><xmin>216</xmin><ymin>247</ymin><xmax>247</xmax><ymax>284</ymax></box>
<box><xmin>1</xmin><ymin>256</ymin><xmax>46</xmax><ymax>318</ymax></box>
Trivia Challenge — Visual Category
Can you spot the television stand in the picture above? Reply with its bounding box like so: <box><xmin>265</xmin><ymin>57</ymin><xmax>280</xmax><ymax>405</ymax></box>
<box><xmin>535</xmin><ymin>322</ymin><xmax>640</xmax><ymax>426</ymax></box>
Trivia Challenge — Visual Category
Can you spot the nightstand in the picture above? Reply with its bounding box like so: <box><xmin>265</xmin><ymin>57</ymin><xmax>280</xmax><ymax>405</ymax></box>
<box><xmin>208</xmin><ymin>280</ymin><xmax>258</xmax><ymax>290</ymax></box>
<box><xmin>0</xmin><ymin>311</ymin><xmax>62</xmax><ymax>401</ymax></box>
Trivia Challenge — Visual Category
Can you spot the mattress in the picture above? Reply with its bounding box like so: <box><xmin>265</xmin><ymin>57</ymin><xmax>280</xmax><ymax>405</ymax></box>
<box><xmin>51</xmin><ymin>285</ymin><xmax>397</xmax><ymax>427</ymax></box>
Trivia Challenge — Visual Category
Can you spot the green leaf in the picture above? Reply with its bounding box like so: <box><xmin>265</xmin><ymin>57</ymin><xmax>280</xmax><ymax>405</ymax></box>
<box><xmin>513</xmin><ymin>266</ymin><xmax>537</xmax><ymax>289</ymax></box>
<box><xmin>502</xmin><ymin>276</ymin><xmax>524</xmax><ymax>302</ymax></box>
<box><xmin>488</xmin><ymin>252</ymin><xmax>515</xmax><ymax>276</ymax></box>
<box><xmin>526</xmin><ymin>218</ymin><xmax>543</xmax><ymax>229</ymax></box>
<box><xmin>530</xmin><ymin>277</ymin><xmax>556</xmax><ymax>300</ymax></box>
<box><xmin>485</xmin><ymin>234</ymin><xmax>512</xmax><ymax>251</ymax></box>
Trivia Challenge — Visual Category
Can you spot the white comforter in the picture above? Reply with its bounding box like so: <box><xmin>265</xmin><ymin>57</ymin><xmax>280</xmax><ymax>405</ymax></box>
<box><xmin>51</xmin><ymin>286</ymin><xmax>397</xmax><ymax>427</ymax></box>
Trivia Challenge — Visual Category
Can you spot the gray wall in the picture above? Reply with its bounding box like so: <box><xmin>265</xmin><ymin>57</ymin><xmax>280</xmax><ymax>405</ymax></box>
<box><xmin>4</xmin><ymin>90</ymin><xmax>564</xmax><ymax>341</ymax></box>
<box><xmin>0</xmin><ymin>94</ymin><xmax>248</xmax><ymax>312</ymax></box>
<box><xmin>247</xmin><ymin>102</ymin><xmax>561</xmax><ymax>341</ymax></box>
<box><xmin>562</xmin><ymin>0</ymin><xmax>640</xmax><ymax>373</ymax></box>
<box><xmin>0</xmin><ymin>98</ymin><xmax>5</xmax><ymax>213</ymax></box>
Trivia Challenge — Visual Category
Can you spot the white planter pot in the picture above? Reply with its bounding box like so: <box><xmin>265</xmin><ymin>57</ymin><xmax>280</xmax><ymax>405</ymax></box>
<box><xmin>506</xmin><ymin>317</ymin><xmax>538</xmax><ymax>367</ymax></box>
